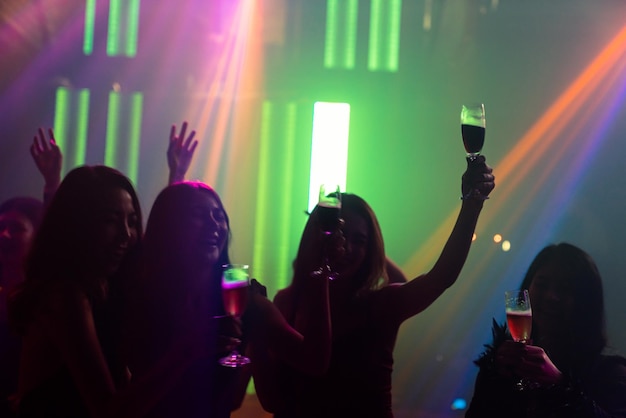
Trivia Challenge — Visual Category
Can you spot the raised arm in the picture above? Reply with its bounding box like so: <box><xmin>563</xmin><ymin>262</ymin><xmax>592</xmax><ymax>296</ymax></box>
<box><xmin>167</xmin><ymin>121</ymin><xmax>198</xmax><ymax>185</ymax></box>
<box><xmin>376</xmin><ymin>155</ymin><xmax>495</xmax><ymax>323</ymax></box>
<box><xmin>30</xmin><ymin>128</ymin><xmax>62</xmax><ymax>206</ymax></box>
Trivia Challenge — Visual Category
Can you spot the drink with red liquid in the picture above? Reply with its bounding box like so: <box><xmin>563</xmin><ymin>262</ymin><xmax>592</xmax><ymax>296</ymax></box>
<box><xmin>506</xmin><ymin>310</ymin><xmax>532</xmax><ymax>343</ymax></box>
<box><xmin>219</xmin><ymin>264</ymin><xmax>251</xmax><ymax>367</ymax></box>
<box><xmin>222</xmin><ymin>280</ymin><xmax>249</xmax><ymax>317</ymax></box>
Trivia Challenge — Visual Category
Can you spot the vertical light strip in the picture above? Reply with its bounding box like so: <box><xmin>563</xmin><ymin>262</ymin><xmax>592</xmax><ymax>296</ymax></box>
<box><xmin>308</xmin><ymin>102</ymin><xmax>351</xmax><ymax>212</ymax></box>
<box><xmin>74</xmin><ymin>89</ymin><xmax>91</xmax><ymax>167</ymax></box>
<box><xmin>127</xmin><ymin>93</ymin><xmax>143</xmax><ymax>183</ymax></box>
<box><xmin>275</xmin><ymin>103</ymin><xmax>298</xmax><ymax>290</ymax></box>
<box><xmin>324</xmin><ymin>0</ymin><xmax>359</xmax><ymax>69</ymax></box>
<box><xmin>369</xmin><ymin>0</ymin><xmax>402</xmax><ymax>72</ymax></box>
<box><xmin>252</xmin><ymin>101</ymin><xmax>273</xmax><ymax>292</ymax></box>
<box><xmin>344</xmin><ymin>0</ymin><xmax>358</xmax><ymax>69</ymax></box>
<box><xmin>369</xmin><ymin>0</ymin><xmax>382</xmax><ymax>70</ymax></box>
<box><xmin>53</xmin><ymin>87</ymin><xmax>70</xmax><ymax>174</ymax></box>
<box><xmin>125</xmin><ymin>0</ymin><xmax>141</xmax><ymax>57</ymax></box>
<box><xmin>105</xmin><ymin>91</ymin><xmax>121</xmax><ymax>167</ymax></box>
<box><xmin>107</xmin><ymin>0</ymin><xmax>122</xmax><ymax>56</ymax></box>
<box><xmin>324</xmin><ymin>0</ymin><xmax>339</xmax><ymax>68</ymax></box>
<box><xmin>83</xmin><ymin>0</ymin><xmax>96</xmax><ymax>55</ymax></box>
<box><xmin>387</xmin><ymin>0</ymin><xmax>402</xmax><ymax>71</ymax></box>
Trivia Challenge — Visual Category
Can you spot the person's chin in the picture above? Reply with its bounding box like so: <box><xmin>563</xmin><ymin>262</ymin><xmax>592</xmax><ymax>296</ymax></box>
<box><xmin>201</xmin><ymin>246</ymin><xmax>221</xmax><ymax>265</ymax></box>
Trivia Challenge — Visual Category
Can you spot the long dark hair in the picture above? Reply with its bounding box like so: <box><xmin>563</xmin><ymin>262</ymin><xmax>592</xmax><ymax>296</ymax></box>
<box><xmin>286</xmin><ymin>193</ymin><xmax>387</xmax><ymax>323</ymax></box>
<box><xmin>140</xmin><ymin>181</ymin><xmax>231</xmax><ymax>305</ymax></box>
<box><xmin>124</xmin><ymin>181</ymin><xmax>232</xmax><ymax>368</ymax></box>
<box><xmin>520</xmin><ymin>243</ymin><xmax>606</xmax><ymax>360</ymax></box>
<box><xmin>9</xmin><ymin>165</ymin><xmax>143</xmax><ymax>334</ymax></box>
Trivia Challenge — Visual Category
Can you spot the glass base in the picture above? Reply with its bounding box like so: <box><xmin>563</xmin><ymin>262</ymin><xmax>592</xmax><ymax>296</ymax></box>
<box><xmin>219</xmin><ymin>352</ymin><xmax>251</xmax><ymax>368</ymax></box>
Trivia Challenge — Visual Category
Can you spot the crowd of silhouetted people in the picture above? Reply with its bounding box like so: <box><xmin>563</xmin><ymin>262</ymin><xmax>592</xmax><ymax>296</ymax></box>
<box><xmin>1</xmin><ymin>123</ymin><xmax>625</xmax><ymax>418</ymax></box>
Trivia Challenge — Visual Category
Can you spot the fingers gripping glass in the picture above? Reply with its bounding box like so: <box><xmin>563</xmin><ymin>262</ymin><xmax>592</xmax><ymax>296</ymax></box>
<box><xmin>219</xmin><ymin>264</ymin><xmax>251</xmax><ymax>367</ymax></box>
<box><xmin>311</xmin><ymin>184</ymin><xmax>342</xmax><ymax>280</ymax></box>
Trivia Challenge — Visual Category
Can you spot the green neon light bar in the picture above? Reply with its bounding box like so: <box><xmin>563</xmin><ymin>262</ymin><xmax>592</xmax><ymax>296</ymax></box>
<box><xmin>324</xmin><ymin>0</ymin><xmax>358</xmax><ymax>69</ymax></box>
<box><xmin>368</xmin><ymin>0</ymin><xmax>402</xmax><ymax>72</ymax></box>
<box><xmin>107</xmin><ymin>0</ymin><xmax>121</xmax><ymax>56</ymax></box>
<box><xmin>274</xmin><ymin>102</ymin><xmax>298</xmax><ymax>291</ymax></box>
<box><xmin>53</xmin><ymin>87</ymin><xmax>70</xmax><ymax>173</ymax></box>
<box><xmin>74</xmin><ymin>89</ymin><xmax>91</xmax><ymax>167</ymax></box>
<box><xmin>126</xmin><ymin>93</ymin><xmax>143</xmax><ymax>183</ymax></box>
<box><xmin>252</xmin><ymin>101</ymin><xmax>273</xmax><ymax>297</ymax></box>
<box><xmin>125</xmin><ymin>0</ymin><xmax>141</xmax><ymax>57</ymax></box>
<box><xmin>104</xmin><ymin>91</ymin><xmax>121</xmax><ymax>167</ymax></box>
<box><xmin>344</xmin><ymin>0</ymin><xmax>358</xmax><ymax>68</ymax></box>
<box><xmin>324</xmin><ymin>0</ymin><xmax>339</xmax><ymax>68</ymax></box>
<box><xmin>83</xmin><ymin>0</ymin><xmax>96</xmax><ymax>55</ymax></box>
<box><xmin>308</xmin><ymin>102</ymin><xmax>350</xmax><ymax>212</ymax></box>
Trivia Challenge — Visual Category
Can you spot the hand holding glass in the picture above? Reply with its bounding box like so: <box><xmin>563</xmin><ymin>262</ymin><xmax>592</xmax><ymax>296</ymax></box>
<box><xmin>311</xmin><ymin>184</ymin><xmax>341</xmax><ymax>280</ymax></box>
<box><xmin>219</xmin><ymin>264</ymin><xmax>251</xmax><ymax>367</ymax></box>
<box><xmin>505</xmin><ymin>289</ymin><xmax>533</xmax><ymax>389</ymax></box>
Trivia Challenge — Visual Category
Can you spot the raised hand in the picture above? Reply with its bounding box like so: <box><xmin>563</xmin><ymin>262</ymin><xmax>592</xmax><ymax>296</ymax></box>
<box><xmin>30</xmin><ymin>127</ymin><xmax>62</xmax><ymax>203</ymax></box>
<box><xmin>167</xmin><ymin>121</ymin><xmax>199</xmax><ymax>185</ymax></box>
<box><xmin>461</xmin><ymin>155</ymin><xmax>495</xmax><ymax>200</ymax></box>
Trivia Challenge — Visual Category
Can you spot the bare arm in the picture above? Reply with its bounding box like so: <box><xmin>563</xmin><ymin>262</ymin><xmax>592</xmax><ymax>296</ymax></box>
<box><xmin>375</xmin><ymin>156</ymin><xmax>495</xmax><ymax>323</ymax></box>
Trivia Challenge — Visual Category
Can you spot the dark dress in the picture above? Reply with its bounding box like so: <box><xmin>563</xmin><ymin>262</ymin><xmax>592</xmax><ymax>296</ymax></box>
<box><xmin>14</xmin><ymin>296</ymin><xmax>126</xmax><ymax>418</ymax></box>
<box><xmin>274</xmin><ymin>295</ymin><xmax>399</xmax><ymax>418</ymax></box>
<box><xmin>466</xmin><ymin>321</ymin><xmax>626</xmax><ymax>418</ymax></box>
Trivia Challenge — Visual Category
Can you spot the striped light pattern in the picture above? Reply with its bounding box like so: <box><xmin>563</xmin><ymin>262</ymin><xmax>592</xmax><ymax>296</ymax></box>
<box><xmin>107</xmin><ymin>0</ymin><xmax>141</xmax><ymax>57</ymax></box>
<box><xmin>308</xmin><ymin>102</ymin><xmax>351</xmax><ymax>212</ymax></box>
<box><xmin>324</xmin><ymin>0</ymin><xmax>359</xmax><ymax>69</ymax></box>
<box><xmin>104</xmin><ymin>90</ymin><xmax>144</xmax><ymax>183</ymax></box>
<box><xmin>368</xmin><ymin>0</ymin><xmax>402</xmax><ymax>72</ymax></box>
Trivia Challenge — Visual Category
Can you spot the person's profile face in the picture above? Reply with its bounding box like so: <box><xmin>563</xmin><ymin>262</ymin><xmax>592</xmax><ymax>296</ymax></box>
<box><xmin>0</xmin><ymin>210</ymin><xmax>36</xmax><ymax>267</ymax></box>
<box><xmin>179</xmin><ymin>190</ymin><xmax>229</xmax><ymax>268</ymax></box>
<box><xmin>332</xmin><ymin>209</ymin><xmax>369</xmax><ymax>282</ymax></box>
<box><xmin>90</xmin><ymin>187</ymin><xmax>140</xmax><ymax>277</ymax></box>
<box><xmin>528</xmin><ymin>261</ymin><xmax>576</xmax><ymax>335</ymax></box>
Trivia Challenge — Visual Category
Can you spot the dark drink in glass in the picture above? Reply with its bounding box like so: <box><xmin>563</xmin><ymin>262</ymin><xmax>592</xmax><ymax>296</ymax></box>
<box><xmin>462</xmin><ymin>124</ymin><xmax>485</xmax><ymax>156</ymax></box>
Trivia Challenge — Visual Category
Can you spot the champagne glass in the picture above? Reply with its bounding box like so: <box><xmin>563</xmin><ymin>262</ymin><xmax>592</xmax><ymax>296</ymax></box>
<box><xmin>218</xmin><ymin>264</ymin><xmax>251</xmax><ymax>367</ymax></box>
<box><xmin>461</xmin><ymin>103</ymin><xmax>488</xmax><ymax>200</ymax></box>
<box><xmin>505</xmin><ymin>289</ymin><xmax>533</xmax><ymax>390</ymax></box>
<box><xmin>311</xmin><ymin>184</ymin><xmax>342</xmax><ymax>280</ymax></box>
<box><xmin>317</xmin><ymin>184</ymin><xmax>342</xmax><ymax>235</ymax></box>
<box><xmin>461</xmin><ymin>103</ymin><xmax>486</xmax><ymax>161</ymax></box>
